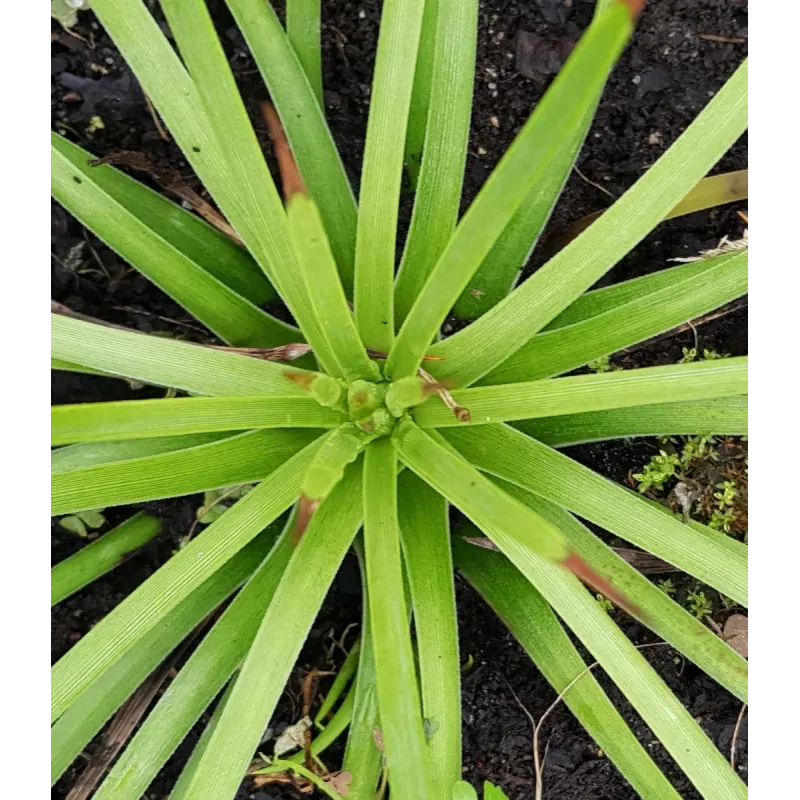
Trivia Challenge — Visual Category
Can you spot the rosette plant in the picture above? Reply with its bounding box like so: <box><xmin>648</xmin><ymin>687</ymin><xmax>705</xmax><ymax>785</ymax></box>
<box><xmin>51</xmin><ymin>1</ymin><xmax>748</xmax><ymax>798</ymax></box>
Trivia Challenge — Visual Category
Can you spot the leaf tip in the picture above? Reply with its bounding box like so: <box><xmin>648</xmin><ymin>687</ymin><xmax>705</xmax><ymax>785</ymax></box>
<box><xmin>292</xmin><ymin>495</ymin><xmax>320</xmax><ymax>544</ymax></box>
<box><xmin>619</xmin><ymin>0</ymin><xmax>646</xmax><ymax>18</ymax></box>
<box><xmin>261</xmin><ymin>101</ymin><xmax>307</xmax><ymax>200</ymax></box>
<box><xmin>562</xmin><ymin>549</ymin><xmax>644</xmax><ymax>620</ymax></box>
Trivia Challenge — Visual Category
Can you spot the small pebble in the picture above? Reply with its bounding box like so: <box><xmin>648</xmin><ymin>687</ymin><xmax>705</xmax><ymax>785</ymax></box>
<box><xmin>477</xmin><ymin>146</ymin><xmax>487</xmax><ymax>155</ymax></box>
<box><xmin>358</xmin><ymin>9</ymin><xmax>366</xmax><ymax>19</ymax></box>
<box><xmin>489</xmin><ymin>116</ymin><xmax>499</xmax><ymax>128</ymax></box>
<box><xmin>632</xmin><ymin>74</ymin><xmax>641</xmax><ymax>85</ymax></box>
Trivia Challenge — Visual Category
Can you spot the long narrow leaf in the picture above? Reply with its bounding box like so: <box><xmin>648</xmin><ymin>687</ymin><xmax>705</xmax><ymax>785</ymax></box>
<box><xmin>51</xmin><ymin>530</ymin><xmax>275</xmax><ymax>784</ymax></box>
<box><xmin>451</xmin><ymin>0</ymin><xmax>618</xmax><ymax>321</ymax></box>
<box><xmin>288</xmin><ymin>192</ymin><xmax>380</xmax><ymax>380</ymax></box>
<box><xmin>385</xmin><ymin>2</ymin><xmax>638</xmax><ymax>379</ymax></box>
<box><xmin>415</xmin><ymin>358</ymin><xmax>747</xmax><ymax>427</ymax></box>
<box><xmin>543</xmin><ymin>255</ymin><xmax>740</xmax><ymax>331</ymax></box>
<box><xmin>398</xmin><ymin>472</ymin><xmax>461</xmax><ymax>797</ymax></box>
<box><xmin>52</xmin><ymin>429</ymin><xmax>320</xmax><ymax>514</ymax></box>
<box><xmin>169</xmin><ymin>678</ymin><xmax>237</xmax><ymax>800</ymax></box>
<box><xmin>454</xmin><ymin>533</ymin><xmax>681</xmax><ymax>799</ymax></box>
<box><xmin>51</xmin><ymin>314</ymin><xmax>313</xmax><ymax>397</ymax></box>
<box><xmin>455</xmin><ymin>514</ymin><xmax>745</xmax><ymax>798</ymax></box>
<box><xmin>444</xmin><ymin>424</ymin><xmax>748</xmax><ymax>606</ymax></box>
<box><xmin>51</xmin><ymin>432</ymin><xmax>234</xmax><ymax>474</ymax></box>
<box><xmin>52</xmin><ymin>139</ymin><xmax>296</xmax><ymax>347</ymax></box>
<box><xmin>52</xmin><ymin>396</ymin><xmax>343</xmax><ymax>444</ymax></box>
<box><xmin>403</xmin><ymin>0</ymin><xmax>438</xmax><ymax>187</ymax></box>
<box><xmin>174</xmin><ymin>462</ymin><xmax>363</xmax><ymax>800</ymax></box>
<box><xmin>363</xmin><ymin>440</ymin><xmax>432</xmax><ymax>798</ymax></box>
<box><xmin>52</xmin><ymin>512</ymin><xmax>163</xmax><ymax>605</ymax></box>
<box><xmin>51</xmin><ymin>132</ymin><xmax>276</xmax><ymax>306</ymax></box>
<box><xmin>286</xmin><ymin>0</ymin><xmax>323</xmax><ymax>103</ymax></box>
<box><xmin>515</xmin><ymin>397</ymin><xmax>748</xmax><ymax>447</ymax></box>
<box><xmin>51</xmin><ymin>435</ymin><xmax>323</xmax><ymax>722</ymax></box>
<box><xmin>354</xmin><ymin>0</ymin><xmax>427</xmax><ymax>351</ymax></box>
<box><xmin>343</xmin><ymin>536</ymin><xmax>383</xmax><ymax>800</ymax></box>
<box><xmin>94</xmin><ymin>0</ymin><xmax>339</xmax><ymax>374</ymax></box>
<box><xmin>499</xmin><ymin>487</ymin><xmax>747</xmax><ymax>701</ymax></box>
<box><xmin>554</xmin><ymin>168</ymin><xmax>748</xmax><ymax>250</ymax></box>
<box><xmin>428</xmin><ymin>59</ymin><xmax>748</xmax><ymax>386</ymax></box>
<box><xmin>392</xmin><ymin>420</ymin><xmax>568</xmax><ymax>562</ymax></box>
<box><xmin>224</xmin><ymin>0</ymin><xmax>358</xmax><ymax>287</ymax></box>
<box><xmin>93</xmin><ymin>516</ymin><xmax>295</xmax><ymax>800</ymax></box>
<box><xmin>481</xmin><ymin>251</ymin><xmax>747</xmax><ymax>384</ymax></box>
<box><xmin>394</xmin><ymin>0</ymin><xmax>478</xmax><ymax>324</ymax></box>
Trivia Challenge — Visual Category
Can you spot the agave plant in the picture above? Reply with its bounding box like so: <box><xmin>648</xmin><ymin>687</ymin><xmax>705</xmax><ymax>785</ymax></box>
<box><xmin>51</xmin><ymin>0</ymin><xmax>748</xmax><ymax>798</ymax></box>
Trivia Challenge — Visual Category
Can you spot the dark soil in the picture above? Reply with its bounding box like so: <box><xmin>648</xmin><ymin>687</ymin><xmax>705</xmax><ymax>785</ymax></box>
<box><xmin>52</xmin><ymin>1</ymin><xmax>747</xmax><ymax>798</ymax></box>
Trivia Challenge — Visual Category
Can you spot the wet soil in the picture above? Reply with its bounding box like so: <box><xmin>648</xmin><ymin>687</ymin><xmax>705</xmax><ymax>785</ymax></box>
<box><xmin>52</xmin><ymin>1</ymin><xmax>747</xmax><ymax>797</ymax></box>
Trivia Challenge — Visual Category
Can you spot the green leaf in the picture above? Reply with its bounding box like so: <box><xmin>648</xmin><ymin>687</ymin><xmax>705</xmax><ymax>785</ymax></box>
<box><xmin>414</xmin><ymin>357</ymin><xmax>747</xmax><ymax>427</ymax></box>
<box><xmin>500</xmin><ymin>487</ymin><xmax>747</xmax><ymax>701</ymax></box>
<box><xmin>428</xmin><ymin>59</ymin><xmax>748</xmax><ymax>386</ymax></box>
<box><xmin>286</xmin><ymin>0</ymin><xmax>323</xmax><ymax>103</ymax></box>
<box><xmin>58</xmin><ymin>515</ymin><xmax>87</xmax><ymax>538</ymax></box>
<box><xmin>51</xmin><ymin>432</ymin><xmax>234</xmax><ymax>474</ymax></box>
<box><xmin>287</xmin><ymin>193</ymin><xmax>380</xmax><ymax>380</ymax></box>
<box><xmin>52</xmin><ymin>512</ymin><xmax>163</xmax><ymax>605</ymax></box>
<box><xmin>452</xmin><ymin>781</ymin><xmax>479</xmax><ymax>800</ymax></box>
<box><xmin>392</xmin><ymin>419</ymin><xmax>568</xmax><ymax>562</ymax></box>
<box><xmin>515</xmin><ymin>397</ymin><xmax>747</xmax><ymax>447</ymax></box>
<box><xmin>394</xmin><ymin>0</ymin><xmax>478</xmax><ymax>323</ymax></box>
<box><xmin>314</xmin><ymin>638</ymin><xmax>361</xmax><ymax>727</ymax></box>
<box><xmin>483</xmin><ymin>781</ymin><xmax>511</xmax><ymax>800</ymax></box>
<box><xmin>92</xmin><ymin>516</ymin><xmax>295</xmax><ymax>800</ymax></box>
<box><xmin>169</xmin><ymin>678</ymin><xmax>237</xmax><ymax>800</ymax></box>
<box><xmin>52</xmin><ymin>429</ymin><xmax>320</xmax><ymax>515</ymax></box>
<box><xmin>481</xmin><ymin>251</ymin><xmax>747</xmax><ymax>384</ymax></box>
<box><xmin>52</xmin><ymin>396</ymin><xmax>344</xmax><ymax>444</ymax></box>
<box><xmin>554</xmin><ymin>169</ymin><xmax>748</xmax><ymax>251</ymax></box>
<box><xmin>353</xmin><ymin>0</ymin><xmax>427</xmax><ymax>351</ymax></box>
<box><xmin>51</xmin><ymin>530</ymin><xmax>274</xmax><ymax>784</ymax></box>
<box><xmin>343</xmin><ymin>536</ymin><xmax>383</xmax><ymax>800</ymax></box>
<box><xmin>172</xmin><ymin>462</ymin><xmax>363</xmax><ymax>800</ymax></box>
<box><xmin>51</xmin><ymin>435</ymin><xmax>323</xmax><ymax>722</ymax></box>
<box><xmin>454</xmin><ymin>517</ymin><xmax>745</xmax><ymax>799</ymax></box>
<box><xmin>398</xmin><ymin>473</ymin><xmax>461</xmax><ymax>798</ymax></box>
<box><xmin>51</xmin><ymin>314</ymin><xmax>314</xmax><ymax>397</ymax></box>
<box><xmin>363</xmin><ymin>440</ymin><xmax>432</xmax><ymax>799</ymax></box>
<box><xmin>402</xmin><ymin>0</ymin><xmax>437</xmax><ymax>188</ymax></box>
<box><xmin>451</xmin><ymin>0</ymin><xmax>617</xmax><ymax>321</ymax></box>
<box><xmin>92</xmin><ymin>0</ymin><xmax>339</xmax><ymax>374</ymax></box>
<box><xmin>224</xmin><ymin>0</ymin><xmax>357</xmax><ymax>287</ymax></box>
<box><xmin>51</xmin><ymin>132</ymin><xmax>277</xmax><ymax>307</ymax></box>
<box><xmin>454</xmin><ymin>534</ymin><xmax>682</xmax><ymax>799</ymax></box>
<box><xmin>444</xmin><ymin>424</ymin><xmax>747</xmax><ymax>606</ymax></box>
<box><xmin>385</xmin><ymin>2</ymin><xmax>638</xmax><ymax>379</ymax></box>
<box><xmin>543</xmin><ymin>256</ymin><xmax>738</xmax><ymax>332</ymax></box>
<box><xmin>51</xmin><ymin>139</ymin><xmax>296</xmax><ymax>348</ymax></box>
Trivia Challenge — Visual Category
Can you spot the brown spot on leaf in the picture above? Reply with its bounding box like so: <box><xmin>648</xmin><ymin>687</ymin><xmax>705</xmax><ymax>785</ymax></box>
<box><xmin>262</xmin><ymin>102</ymin><xmax>307</xmax><ymax>200</ymax></box>
<box><xmin>562</xmin><ymin>549</ymin><xmax>644</xmax><ymax>620</ymax></box>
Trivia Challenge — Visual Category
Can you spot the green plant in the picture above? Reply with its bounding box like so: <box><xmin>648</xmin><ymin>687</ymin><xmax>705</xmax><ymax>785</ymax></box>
<box><xmin>657</xmin><ymin>579</ymin><xmax>677</xmax><ymax>597</ymax></box>
<box><xmin>632</xmin><ymin>451</ymin><xmax>681</xmax><ymax>493</ymax></box>
<box><xmin>452</xmin><ymin>780</ymin><xmax>510</xmax><ymax>799</ymax></box>
<box><xmin>50</xmin><ymin>1</ymin><xmax>748</xmax><ymax>798</ymax></box>
<box><xmin>58</xmin><ymin>507</ymin><xmax>106</xmax><ymax>538</ymax></box>
<box><xmin>686</xmin><ymin>590</ymin><xmax>714</xmax><ymax>620</ymax></box>
<box><xmin>596</xmin><ymin>593</ymin><xmax>615</xmax><ymax>614</ymax></box>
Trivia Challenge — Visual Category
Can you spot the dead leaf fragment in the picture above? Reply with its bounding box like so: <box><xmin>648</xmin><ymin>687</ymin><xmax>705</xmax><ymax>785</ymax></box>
<box><xmin>722</xmin><ymin>614</ymin><xmax>748</xmax><ymax>658</ymax></box>
<box><xmin>273</xmin><ymin>716</ymin><xmax>312</xmax><ymax>757</ymax></box>
<box><xmin>324</xmin><ymin>771</ymin><xmax>353</xmax><ymax>796</ymax></box>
